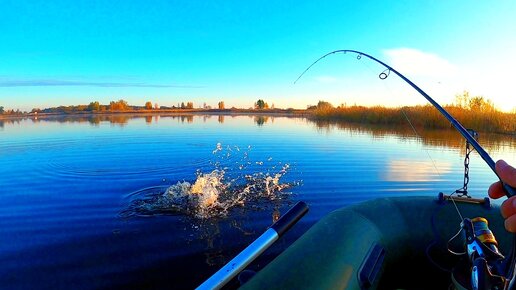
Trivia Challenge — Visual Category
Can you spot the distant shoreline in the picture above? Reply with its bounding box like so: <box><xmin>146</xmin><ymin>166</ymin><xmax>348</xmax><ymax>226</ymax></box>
<box><xmin>1</xmin><ymin>107</ymin><xmax>514</xmax><ymax>135</ymax></box>
<box><xmin>0</xmin><ymin>108</ymin><xmax>308</xmax><ymax>119</ymax></box>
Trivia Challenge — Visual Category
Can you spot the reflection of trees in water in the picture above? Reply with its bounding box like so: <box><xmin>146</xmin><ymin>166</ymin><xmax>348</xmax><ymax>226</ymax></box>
<box><xmin>203</xmin><ymin>115</ymin><xmax>212</xmax><ymax>123</ymax></box>
<box><xmin>106</xmin><ymin>115</ymin><xmax>129</xmax><ymax>126</ymax></box>
<box><xmin>308</xmin><ymin>119</ymin><xmax>515</xmax><ymax>153</ymax></box>
<box><xmin>180</xmin><ymin>115</ymin><xmax>194</xmax><ymax>123</ymax></box>
<box><xmin>5</xmin><ymin>114</ymin><xmax>511</xmax><ymax>153</ymax></box>
<box><xmin>7</xmin><ymin>115</ymin><xmax>132</xmax><ymax>126</ymax></box>
<box><xmin>0</xmin><ymin>118</ymin><xmax>21</xmax><ymax>128</ymax></box>
<box><xmin>7</xmin><ymin>114</ymin><xmax>282</xmax><ymax>128</ymax></box>
<box><xmin>254</xmin><ymin>116</ymin><xmax>269</xmax><ymax>126</ymax></box>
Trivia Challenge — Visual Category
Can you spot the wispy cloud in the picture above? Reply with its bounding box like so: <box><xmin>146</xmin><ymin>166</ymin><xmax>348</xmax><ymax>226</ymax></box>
<box><xmin>0</xmin><ymin>79</ymin><xmax>204</xmax><ymax>88</ymax></box>
<box><xmin>383</xmin><ymin>48</ymin><xmax>459</xmax><ymax>77</ymax></box>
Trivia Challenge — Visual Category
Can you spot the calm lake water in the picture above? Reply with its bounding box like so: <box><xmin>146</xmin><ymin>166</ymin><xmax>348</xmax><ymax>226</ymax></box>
<box><xmin>0</xmin><ymin>114</ymin><xmax>514</xmax><ymax>289</ymax></box>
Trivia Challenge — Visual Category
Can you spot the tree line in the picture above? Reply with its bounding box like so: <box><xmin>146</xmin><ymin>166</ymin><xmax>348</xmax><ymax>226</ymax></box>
<box><xmin>1</xmin><ymin>98</ymin><xmax>279</xmax><ymax>115</ymax></box>
<box><xmin>15</xmin><ymin>99</ymin><xmax>229</xmax><ymax>114</ymax></box>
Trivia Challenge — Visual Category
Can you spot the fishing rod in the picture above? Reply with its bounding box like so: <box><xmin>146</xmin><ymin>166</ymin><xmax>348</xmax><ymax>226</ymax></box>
<box><xmin>295</xmin><ymin>49</ymin><xmax>516</xmax><ymax>198</ymax></box>
<box><xmin>295</xmin><ymin>49</ymin><xmax>516</xmax><ymax>290</ymax></box>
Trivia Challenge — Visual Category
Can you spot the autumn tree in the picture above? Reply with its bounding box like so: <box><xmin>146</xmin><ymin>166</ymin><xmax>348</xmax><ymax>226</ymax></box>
<box><xmin>145</xmin><ymin>101</ymin><xmax>153</xmax><ymax>110</ymax></box>
<box><xmin>469</xmin><ymin>96</ymin><xmax>494</xmax><ymax>112</ymax></box>
<box><xmin>218</xmin><ymin>101</ymin><xmax>225</xmax><ymax>109</ymax></box>
<box><xmin>455</xmin><ymin>91</ymin><xmax>470</xmax><ymax>109</ymax></box>
<box><xmin>455</xmin><ymin>91</ymin><xmax>495</xmax><ymax>112</ymax></box>
<box><xmin>186</xmin><ymin>102</ymin><xmax>194</xmax><ymax>109</ymax></box>
<box><xmin>109</xmin><ymin>99</ymin><xmax>129</xmax><ymax>111</ymax></box>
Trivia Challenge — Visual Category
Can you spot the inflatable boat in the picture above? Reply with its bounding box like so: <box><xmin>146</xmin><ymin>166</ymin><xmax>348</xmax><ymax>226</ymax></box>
<box><xmin>241</xmin><ymin>196</ymin><xmax>511</xmax><ymax>289</ymax></box>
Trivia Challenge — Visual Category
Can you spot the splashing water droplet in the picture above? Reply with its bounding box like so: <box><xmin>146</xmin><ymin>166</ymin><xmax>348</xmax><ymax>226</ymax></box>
<box><xmin>122</xmin><ymin>145</ymin><xmax>298</xmax><ymax>219</ymax></box>
<box><xmin>212</xmin><ymin>142</ymin><xmax>223</xmax><ymax>154</ymax></box>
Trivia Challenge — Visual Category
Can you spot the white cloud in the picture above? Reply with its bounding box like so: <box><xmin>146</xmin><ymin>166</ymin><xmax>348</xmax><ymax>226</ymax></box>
<box><xmin>383</xmin><ymin>48</ymin><xmax>459</xmax><ymax>78</ymax></box>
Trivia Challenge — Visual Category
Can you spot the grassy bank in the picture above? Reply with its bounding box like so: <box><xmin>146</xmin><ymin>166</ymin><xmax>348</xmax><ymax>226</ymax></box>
<box><xmin>309</xmin><ymin>104</ymin><xmax>515</xmax><ymax>134</ymax></box>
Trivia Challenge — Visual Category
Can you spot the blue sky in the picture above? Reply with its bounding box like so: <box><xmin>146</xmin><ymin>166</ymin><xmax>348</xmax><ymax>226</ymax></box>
<box><xmin>1</xmin><ymin>0</ymin><xmax>515</xmax><ymax>111</ymax></box>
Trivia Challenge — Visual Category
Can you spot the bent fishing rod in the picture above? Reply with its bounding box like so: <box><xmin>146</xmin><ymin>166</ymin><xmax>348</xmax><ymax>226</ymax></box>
<box><xmin>296</xmin><ymin>49</ymin><xmax>516</xmax><ymax>290</ymax></box>
<box><xmin>295</xmin><ymin>49</ymin><xmax>516</xmax><ymax>199</ymax></box>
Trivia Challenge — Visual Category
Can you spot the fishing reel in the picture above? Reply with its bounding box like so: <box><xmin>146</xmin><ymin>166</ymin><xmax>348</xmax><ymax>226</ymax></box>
<box><xmin>453</xmin><ymin>217</ymin><xmax>511</xmax><ymax>290</ymax></box>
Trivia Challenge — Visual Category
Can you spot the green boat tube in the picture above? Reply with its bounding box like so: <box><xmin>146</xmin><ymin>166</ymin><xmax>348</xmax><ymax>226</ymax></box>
<box><xmin>241</xmin><ymin>196</ymin><xmax>511</xmax><ymax>289</ymax></box>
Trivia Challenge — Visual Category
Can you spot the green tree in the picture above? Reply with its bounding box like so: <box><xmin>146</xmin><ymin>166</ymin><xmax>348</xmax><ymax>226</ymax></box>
<box><xmin>255</xmin><ymin>99</ymin><xmax>265</xmax><ymax>109</ymax></box>
<box><xmin>181</xmin><ymin>102</ymin><xmax>185</xmax><ymax>109</ymax></box>
<box><xmin>316</xmin><ymin>100</ymin><xmax>334</xmax><ymax>110</ymax></box>
<box><xmin>88</xmin><ymin>101</ymin><xmax>100</xmax><ymax>111</ymax></box>
<box><xmin>145</xmin><ymin>101</ymin><xmax>153</xmax><ymax>110</ymax></box>
<box><xmin>0</xmin><ymin>106</ymin><xmax>4</xmax><ymax>114</ymax></box>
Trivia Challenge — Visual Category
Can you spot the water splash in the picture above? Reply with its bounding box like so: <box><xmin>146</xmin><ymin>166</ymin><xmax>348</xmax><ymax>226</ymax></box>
<box><xmin>122</xmin><ymin>144</ymin><xmax>296</xmax><ymax>219</ymax></box>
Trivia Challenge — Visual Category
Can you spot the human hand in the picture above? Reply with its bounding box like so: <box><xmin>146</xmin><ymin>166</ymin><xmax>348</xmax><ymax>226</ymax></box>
<box><xmin>488</xmin><ymin>160</ymin><xmax>516</xmax><ymax>232</ymax></box>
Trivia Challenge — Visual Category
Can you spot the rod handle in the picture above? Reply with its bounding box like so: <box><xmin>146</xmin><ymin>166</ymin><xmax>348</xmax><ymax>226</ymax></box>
<box><xmin>270</xmin><ymin>201</ymin><xmax>309</xmax><ymax>237</ymax></box>
<box><xmin>504</xmin><ymin>183</ymin><xmax>516</xmax><ymax>198</ymax></box>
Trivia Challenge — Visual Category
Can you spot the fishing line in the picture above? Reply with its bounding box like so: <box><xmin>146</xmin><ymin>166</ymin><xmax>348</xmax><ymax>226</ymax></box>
<box><xmin>296</xmin><ymin>50</ymin><xmax>469</xmax><ymax>222</ymax></box>
<box><xmin>447</xmin><ymin>225</ymin><xmax>467</xmax><ymax>256</ymax></box>
<box><xmin>395</xmin><ymin>85</ymin><xmax>464</xmax><ymax>222</ymax></box>
<box><xmin>295</xmin><ymin>49</ymin><xmax>516</xmax><ymax>288</ymax></box>
<box><xmin>387</xmin><ymin>62</ymin><xmax>468</xmax><ymax>264</ymax></box>
<box><xmin>335</xmin><ymin>52</ymin><xmax>445</xmax><ymax>178</ymax></box>
<box><xmin>394</xmin><ymin>99</ymin><xmax>466</xmax><ymax>222</ymax></box>
<box><xmin>358</xmin><ymin>54</ymin><xmax>463</xmax><ymax>221</ymax></box>
<box><xmin>297</xmin><ymin>50</ymin><xmax>516</xmax><ymax>199</ymax></box>
<box><xmin>378</xmin><ymin>69</ymin><xmax>464</xmax><ymax>222</ymax></box>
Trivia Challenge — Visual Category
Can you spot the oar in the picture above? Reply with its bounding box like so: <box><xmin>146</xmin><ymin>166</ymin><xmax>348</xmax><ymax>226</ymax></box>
<box><xmin>197</xmin><ymin>201</ymin><xmax>309</xmax><ymax>290</ymax></box>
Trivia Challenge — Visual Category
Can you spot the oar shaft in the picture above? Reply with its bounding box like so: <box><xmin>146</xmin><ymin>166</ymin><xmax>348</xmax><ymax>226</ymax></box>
<box><xmin>197</xmin><ymin>201</ymin><xmax>309</xmax><ymax>290</ymax></box>
<box><xmin>196</xmin><ymin>228</ymin><xmax>278</xmax><ymax>290</ymax></box>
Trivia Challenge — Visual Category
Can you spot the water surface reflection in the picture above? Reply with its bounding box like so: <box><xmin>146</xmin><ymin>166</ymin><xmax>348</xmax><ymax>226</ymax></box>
<box><xmin>0</xmin><ymin>113</ymin><xmax>514</xmax><ymax>289</ymax></box>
